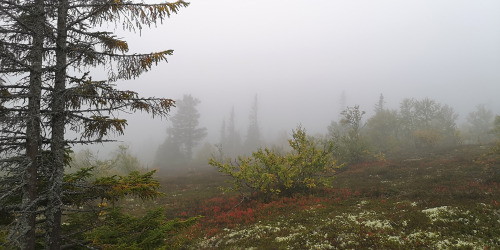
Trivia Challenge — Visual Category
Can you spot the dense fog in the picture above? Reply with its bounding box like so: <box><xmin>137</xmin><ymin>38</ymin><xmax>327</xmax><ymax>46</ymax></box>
<box><xmin>76</xmin><ymin>0</ymin><xmax>500</xmax><ymax>168</ymax></box>
<box><xmin>5</xmin><ymin>1</ymin><xmax>500</xmax><ymax>248</ymax></box>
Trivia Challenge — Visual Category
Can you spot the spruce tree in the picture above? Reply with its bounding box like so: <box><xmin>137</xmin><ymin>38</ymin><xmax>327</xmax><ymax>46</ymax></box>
<box><xmin>156</xmin><ymin>94</ymin><xmax>206</xmax><ymax>168</ymax></box>
<box><xmin>0</xmin><ymin>1</ymin><xmax>189</xmax><ymax>248</ymax></box>
<box><xmin>244</xmin><ymin>94</ymin><xmax>261</xmax><ymax>153</ymax></box>
<box><xmin>374</xmin><ymin>93</ymin><xmax>385</xmax><ymax>113</ymax></box>
<box><xmin>223</xmin><ymin>106</ymin><xmax>242</xmax><ymax>157</ymax></box>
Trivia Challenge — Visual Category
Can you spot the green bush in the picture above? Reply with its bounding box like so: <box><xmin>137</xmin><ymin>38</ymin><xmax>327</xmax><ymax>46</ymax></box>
<box><xmin>69</xmin><ymin>145</ymin><xmax>141</xmax><ymax>178</ymax></box>
<box><xmin>328</xmin><ymin>105</ymin><xmax>370</xmax><ymax>164</ymax></box>
<box><xmin>57</xmin><ymin>169</ymin><xmax>200</xmax><ymax>249</ymax></box>
<box><xmin>85</xmin><ymin>208</ymin><xmax>200</xmax><ymax>249</ymax></box>
<box><xmin>210</xmin><ymin>126</ymin><xmax>340</xmax><ymax>198</ymax></box>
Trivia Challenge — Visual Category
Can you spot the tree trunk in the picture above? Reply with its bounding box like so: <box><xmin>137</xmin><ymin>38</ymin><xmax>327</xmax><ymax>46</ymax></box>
<box><xmin>22</xmin><ymin>0</ymin><xmax>45</xmax><ymax>248</ymax></box>
<box><xmin>47</xmin><ymin>0</ymin><xmax>68</xmax><ymax>249</ymax></box>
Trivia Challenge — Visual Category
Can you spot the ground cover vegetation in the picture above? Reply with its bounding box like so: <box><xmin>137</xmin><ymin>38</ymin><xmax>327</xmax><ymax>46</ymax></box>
<box><xmin>156</xmin><ymin>143</ymin><xmax>500</xmax><ymax>249</ymax></box>
<box><xmin>150</xmin><ymin>99</ymin><xmax>500</xmax><ymax>248</ymax></box>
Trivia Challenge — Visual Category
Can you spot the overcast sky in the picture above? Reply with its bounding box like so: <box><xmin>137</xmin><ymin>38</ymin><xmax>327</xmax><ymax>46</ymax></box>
<box><xmin>87</xmin><ymin>0</ymin><xmax>500</xmax><ymax>164</ymax></box>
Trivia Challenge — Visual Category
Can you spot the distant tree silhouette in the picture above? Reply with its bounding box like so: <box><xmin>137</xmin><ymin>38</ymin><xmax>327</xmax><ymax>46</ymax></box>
<box><xmin>398</xmin><ymin>98</ymin><xmax>458</xmax><ymax>149</ymax></box>
<box><xmin>219</xmin><ymin>106</ymin><xmax>242</xmax><ymax>157</ymax></box>
<box><xmin>244</xmin><ymin>95</ymin><xmax>261</xmax><ymax>153</ymax></box>
<box><xmin>365</xmin><ymin>108</ymin><xmax>401</xmax><ymax>154</ymax></box>
<box><xmin>464</xmin><ymin>104</ymin><xmax>494</xmax><ymax>144</ymax></box>
<box><xmin>156</xmin><ymin>94</ymin><xmax>207</xmax><ymax>168</ymax></box>
<box><xmin>374</xmin><ymin>93</ymin><xmax>386</xmax><ymax>113</ymax></box>
<box><xmin>338</xmin><ymin>90</ymin><xmax>347</xmax><ymax>118</ymax></box>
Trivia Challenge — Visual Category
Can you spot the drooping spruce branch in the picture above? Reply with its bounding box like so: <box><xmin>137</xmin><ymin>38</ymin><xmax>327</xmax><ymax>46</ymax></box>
<box><xmin>1</xmin><ymin>0</ymin><xmax>188</xmax><ymax>248</ymax></box>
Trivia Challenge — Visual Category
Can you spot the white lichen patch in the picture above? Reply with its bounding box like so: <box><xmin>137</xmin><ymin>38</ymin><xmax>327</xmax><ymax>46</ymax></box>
<box><xmin>422</xmin><ymin>206</ymin><xmax>456</xmax><ymax>222</ymax></box>
<box><xmin>406</xmin><ymin>231</ymin><xmax>440</xmax><ymax>241</ymax></box>
<box><xmin>386</xmin><ymin>235</ymin><xmax>403</xmax><ymax>244</ymax></box>
<box><xmin>307</xmin><ymin>242</ymin><xmax>335</xmax><ymax>249</ymax></box>
<box><xmin>358</xmin><ymin>200</ymin><xmax>369</xmax><ymax>206</ymax></box>
<box><xmin>362</xmin><ymin>219</ymin><xmax>393</xmax><ymax>230</ymax></box>
<box><xmin>196</xmin><ymin>223</ymin><xmax>282</xmax><ymax>248</ymax></box>
<box><xmin>194</xmin><ymin>201</ymin><xmax>498</xmax><ymax>249</ymax></box>
<box><xmin>275</xmin><ymin>232</ymin><xmax>301</xmax><ymax>242</ymax></box>
<box><xmin>435</xmin><ymin>238</ymin><xmax>484</xmax><ymax>250</ymax></box>
<box><xmin>421</xmin><ymin>206</ymin><xmax>477</xmax><ymax>225</ymax></box>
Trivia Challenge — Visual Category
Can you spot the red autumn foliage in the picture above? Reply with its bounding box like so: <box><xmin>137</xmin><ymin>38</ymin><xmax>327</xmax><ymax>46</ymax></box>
<box><xmin>177</xmin><ymin>187</ymin><xmax>364</xmax><ymax>238</ymax></box>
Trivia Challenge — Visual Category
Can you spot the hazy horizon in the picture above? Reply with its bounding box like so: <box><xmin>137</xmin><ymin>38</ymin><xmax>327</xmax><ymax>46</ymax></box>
<box><xmin>74</xmin><ymin>0</ymin><xmax>500</xmax><ymax>166</ymax></box>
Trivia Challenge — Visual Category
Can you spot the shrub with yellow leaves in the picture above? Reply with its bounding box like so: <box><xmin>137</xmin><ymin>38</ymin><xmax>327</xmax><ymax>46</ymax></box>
<box><xmin>210</xmin><ymin>126</ymin><xmax>341</xmax><ymax>199</ymax></box>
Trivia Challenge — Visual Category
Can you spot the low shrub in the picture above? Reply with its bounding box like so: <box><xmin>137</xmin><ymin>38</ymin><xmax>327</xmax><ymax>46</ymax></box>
<box><xmin>210</xmin><ymin>126</ymin><xmax>340</xmax><ymax>199</ymax></box>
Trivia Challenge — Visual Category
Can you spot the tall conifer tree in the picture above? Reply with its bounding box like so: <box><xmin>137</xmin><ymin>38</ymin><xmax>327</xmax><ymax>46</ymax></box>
<box><xmin>0</xmin><ymin>1</ymin><xmax>189</xmax><ymax>248</ymax></box>
<box><xmin>165</xmin><ymin>94</ymin><xmax>207</xmax><ymax>160</ymax></box>
<box><xmin>244</xmin><ymin>94</ymin><xmax>261</xmax><ymax>152</ymax></box>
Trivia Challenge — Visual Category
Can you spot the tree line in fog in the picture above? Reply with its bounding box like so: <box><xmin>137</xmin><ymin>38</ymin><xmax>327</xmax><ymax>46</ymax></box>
<box><xmin>153</xmin><ymin>93</ymin><xmax>499</xmax><ymax>173</ymax></box>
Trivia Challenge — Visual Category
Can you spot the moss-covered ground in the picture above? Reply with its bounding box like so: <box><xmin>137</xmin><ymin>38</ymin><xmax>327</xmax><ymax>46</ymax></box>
<box><xmin>130</xmin><ymin>145</ymin><xmax>500</xmax><ymax>249</ymax></box>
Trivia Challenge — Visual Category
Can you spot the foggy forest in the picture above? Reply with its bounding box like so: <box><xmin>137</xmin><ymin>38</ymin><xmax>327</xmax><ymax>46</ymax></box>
<box><xmin>1</xmin><ymin>0</ymin><xmax>500</xmax><ymax>249</ymax></box>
